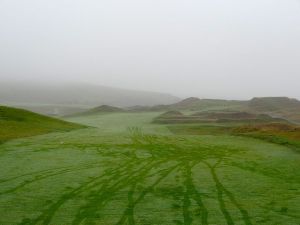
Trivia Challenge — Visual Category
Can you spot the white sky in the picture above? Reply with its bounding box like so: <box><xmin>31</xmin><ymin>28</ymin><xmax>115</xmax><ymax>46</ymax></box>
<box><xmin>0</xmin><ymin>0</ymin><xmax>299</xmax><ymax>99</ymax></box>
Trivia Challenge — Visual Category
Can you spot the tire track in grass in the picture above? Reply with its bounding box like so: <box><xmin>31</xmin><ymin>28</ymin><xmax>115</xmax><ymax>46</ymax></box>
<box><xmin>0</xmin><ymin>163</ymin><xmax>99</xmax><ymax>184</ymax></box>
<box><xmin>116</xmin><ymin>164</ymin><xmax>179</xmax><ymax>225</ymax></box>
<box><xmin>229</xmin><ymin>162</ymin><xmax>298</xmax><ymax>184</ymax></box>
<box><xmin>0</xmin><ymin>143</ymin><xmax>120</xmax><ymax>185</ymax></box>
<box><xmin>71</xmin><ymin>159</ymin><xmax>175</xmax><ymax>225</ymax></box>
<box><xmin>0</xmin><ymin>163</ymin><xmax>102</xmax><ymax>195</ymax></box>
<box><xmin>70</xmin><ymin>160</ymin><xmax>155</xmax><ymax>225</ymax></box>
<box><xmin>182</xmin><ymin>162</ymin><xmax>192</xmax><ymax>225</ymax></box>
<box><xmin>13</xmin><ymin>131</ymin><xmax>252</xmax><ymax>225</ymax></box>
<box><xmin>19</xmin><ymin>158</ymin><xmax>142</xmax><ymax>225</ymax></box>
<box><xmin>205</xmin><ymin>161</ymin><xmax>252</xmax><ymax>225</ymax></box>
<box><xmin>212</xmin><ymin>172</ymin><xmax>253</xmax><ymax>225</ymax></box>
<box><xmin>70</xmin><ymin>159</ymin><xmax>162</xmax><ymax>225</ymax></box>
<box><xmin>184</xmin><ymin>162</ymin><xmax>208</xmax><ymax>225</ymax></box>
<box><xmin>116</xmin><ymin>183</ymin><xmax>137</xmax><ymax>225</ymax></box>
<box><xmin>204</xmin><ymin>161</ymin><xmax>234</xmax><ymax>225</ymax></box>
<box><xmin>5</xmin><ymin>144</ymin><xmax>141</xmax><ymax>195</ymax></box>
<box><xmin>128</xmin><ymin>184</ymin><xmax>136</xmax><ymax>225</ymax></box>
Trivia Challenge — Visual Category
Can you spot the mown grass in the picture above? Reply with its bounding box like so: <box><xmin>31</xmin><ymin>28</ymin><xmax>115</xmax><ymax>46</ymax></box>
<box><xmin>0</xmin><ymin>106</ymin><xmax>85</xmax><ymax>143</ymax></box>
<box><xmin>0</xmin><ymin>112</ymin><xmax>299</xmax><ymax>224</ymax></box>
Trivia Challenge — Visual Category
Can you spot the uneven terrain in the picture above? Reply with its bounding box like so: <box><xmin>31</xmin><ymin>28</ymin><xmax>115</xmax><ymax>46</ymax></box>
<box><xmin>0</xmin><ymin>112</ymin><xmax>299</xmax><ymax>224</ymax></box>
<box><xmin>0</xmin><ymin>106</ymin><xmax>84</xmax><ymax>143</ymax></box>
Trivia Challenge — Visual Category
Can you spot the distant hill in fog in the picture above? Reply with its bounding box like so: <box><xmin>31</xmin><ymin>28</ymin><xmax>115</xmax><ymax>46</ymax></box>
<box><xmin>0</xmin><ymin>82</ymin><xmax>180</xmax><ymax>115</ymax></box>
<box><xmin>66</xmin><ymin>105</ymin><xmax>125</xmax><ymax>117</ymax></box>
<box><xmin>130</xmin><ymin>96</ymin><xmax>300</xmax><ymax>123</ymax></box>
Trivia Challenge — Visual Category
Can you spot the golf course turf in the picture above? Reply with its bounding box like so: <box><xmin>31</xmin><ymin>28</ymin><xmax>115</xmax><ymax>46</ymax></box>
<box><xmin>0</xmin><ymin>112</ymin><xmax>299</xmax><ymax>224</ymax></box>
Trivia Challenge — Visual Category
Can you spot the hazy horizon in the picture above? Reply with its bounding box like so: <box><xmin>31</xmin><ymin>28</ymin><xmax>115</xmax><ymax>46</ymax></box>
<box><xmin>2</xmin><ymin>79</ymin><xmax>300</xmax><ymax>101</ymax></box>
<box><xmin>1</xmin><ymin>0</ymin><xmax>300</xmax><ymax>100</ymax></box>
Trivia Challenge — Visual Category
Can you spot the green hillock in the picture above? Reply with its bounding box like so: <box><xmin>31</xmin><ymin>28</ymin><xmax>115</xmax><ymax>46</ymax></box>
<box><xmin>67</xmin><ymin>105</ymin><xmax>125</xmax><ymax>117</ymax></box>
<box><xmin>0</xmin><ymin>106</ymin><xmax>85</xmax><ymax>143</ymax></box>
<box><xmin>248</xmin><ymin>97</ymin><xmax>300</xmax><ymax>112</ymax></box>
<box><xmin>154</xmin><ymin>110</ymin><xmax>286</xmax><ymax>124</ymax></box>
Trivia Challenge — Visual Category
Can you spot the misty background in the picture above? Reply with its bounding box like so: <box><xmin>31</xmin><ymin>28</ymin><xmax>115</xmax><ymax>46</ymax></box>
<box><xmin>0</xmin><ymin>0</ymin><xmax>299</xmax><ymax>101</ymax></box>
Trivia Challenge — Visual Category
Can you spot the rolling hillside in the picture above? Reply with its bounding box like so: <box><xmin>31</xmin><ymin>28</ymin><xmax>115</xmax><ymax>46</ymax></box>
<box><xmin>141</xmin><ymin>97</ymin><xmax>247</xmax><ymax>112</ymax></box>
<box><xmin>248</xmin><ymin>97</ymin><xmax>300</xmax><ymax>112</ymax></box>
<box><xmin>153</xmin><ymin>110</ymin><xmax>287</xmax><ymax>124</ymax></box>
<box><xmin>0</xmin><ymin>82</ymin><xmax>180</xmax><ymax>115</ymax></box>
<box><xmin>1</xmin><ymin>112</ymin><xmax>299</xmax><ymax>224</ymax></box>
<box><xmin>0</xmin><ymin>106</ymin><xmax>85</xmax><ymax>143</ymax></box>
<box><xmin>68</xmin><ymin>105</ymin><xmax>125</xmax><ymax>117</ymax></box>
<box><xmin>135</xmin><ymin>97</ymin><xmax>300</xmax><ymax>123</ymax></box>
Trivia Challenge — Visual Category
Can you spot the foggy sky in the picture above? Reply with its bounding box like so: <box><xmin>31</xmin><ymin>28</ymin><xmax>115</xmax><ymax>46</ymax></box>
<box><xmin>0</xmin><ymin>0</ymin><xmax>299</xmax><ymax>99</ymax></box>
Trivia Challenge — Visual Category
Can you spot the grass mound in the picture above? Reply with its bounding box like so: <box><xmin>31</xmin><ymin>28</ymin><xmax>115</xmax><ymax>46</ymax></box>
<box><xmin>154</xmin><ymin>110</ymin><xmax>286</xmax><ymax>124</ymax></box>
<box><xmin>69</xmin><ymin>105</ymin><xmax>125</xmax><ymax>117</ymax></box>
<box><xmin>0</xmin><ymin>106</ymin><xmax>85</xmax><ymax>143</ymax></box>
<box><xmin>157</xmin><ymin>110</ymin><xmax>184</xmax><ymax>118</ymax></box>
<box><xmin>249</xmin><ymin>97</ymin><xmax>300</xmax><ymax>112</ymax></box>
<box><xmin>166</xmin><ymin>97</ymin><xmax>246</xmax><ymax>111</ymax></box>
<box><xmin>88</xmin><ymin>105</ymin><xmax>124</xmax><ymax>113</ymax></box>
<box><xmin>193</xmin><ymin>111</ymin><xmax>258</xmax><ymax>119</ymax></box>
<box><xmin>153</xmin><ymin>111</ymin><xmax>201</xmax><ymax>124</ymax></box>
<box><xmin>192</xmin><ymin>111</ymin><xmax>286</xmax><ymax>123</ymax></box>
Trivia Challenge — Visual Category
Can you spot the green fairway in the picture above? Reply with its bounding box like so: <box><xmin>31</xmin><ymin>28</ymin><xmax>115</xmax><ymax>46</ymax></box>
<box><xmin>0</xmin><ymin>112</ymin><xmax>299</xmax><ymax>225</ymax></box>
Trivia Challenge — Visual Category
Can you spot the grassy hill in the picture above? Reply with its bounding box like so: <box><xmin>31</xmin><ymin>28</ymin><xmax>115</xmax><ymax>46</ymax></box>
<box><xmin>154</xmin><ymin>110</ymin><xmax>286</xmax><ymax>124</ymax></box>
<box><xmin>248</xmin><ymin>97</ymin><xmax>300</xmax><ymax>112</ymax></box>
<box><xmin>170</xmin><ymin>97</ymin><xmax>246</xmax><ymax>111</ymax></box>
<box><xmin>87</xmin><ymin>105</ymin><xmax>124</xmax><ymax>113</ymax></box>
<box><xmin>0</xmin><ymin>82</ymin><xmax>180</xmax><ymax>115</ymax></box>
<box><xmin>146</xmin><ymin>97</ymin><xmax>247</xmax><ymax>112</ymax></box>
<box><xmin>248</xmin><ymin>97</ymin><xmax>300</xmax><ymax>123</ymax></box>
<box><xmin>66</xmin><ymin>105</ymin><xmax>125</xmax><ymax>117</ymax></box>
<box><xmin>0</xmin><ymin>106</ymin><xmax>85</xmax><ymax>143</ymax></box>
<box><xmin>155</xmin><ymin>109</ymin><xmax>300</xmax><ymax>149</ymax></box>
<box><xmin>137</xmin><ymin>97</ymin><xmax>300</xmax><ymax>123</ymax></box>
